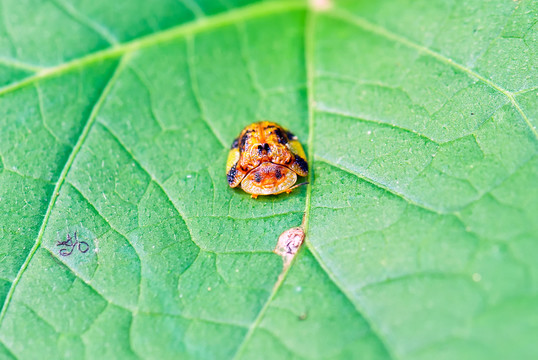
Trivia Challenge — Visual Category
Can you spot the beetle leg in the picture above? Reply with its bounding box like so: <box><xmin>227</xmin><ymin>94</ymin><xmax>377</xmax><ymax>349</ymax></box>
<box><xmin>287</xmin><ymin>181</ymin><xmax>309</xmax><ymax>192</ymax></box>
<box><xmin>251</xmin><ymin>194</ymin><xmax>258</xmax><ymax>199</ymax></box>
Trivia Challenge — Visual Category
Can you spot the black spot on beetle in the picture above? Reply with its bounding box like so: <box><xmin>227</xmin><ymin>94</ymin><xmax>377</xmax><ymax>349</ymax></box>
<box><xmin>258</xmin><ymin>143</ymin><xmax>271</xmax><ymax>154</ymax></box>
<box><xmin>254</xmin><ymin>172</ymin><xmax>262</xmax><ymax>183</ymax></box>
<box><xmin>230</xmin><ymin>137</ymin><xmax>239</xmax><ymax>149</ymax></box>
<box><xmin>273</xmin><ymin>128</ymin><xmax>288</xmax><ymax>144</ymax></box>
<box><xmin>294</xmin><ymin>156</ymin><xmax>308</xmax><ymax>174</ymax></box>
<box><xmin>286</xmin><ymin>130</ymin><xmax>297</xmax><ymax>140</ymax></box>
<box><xmin>240</xmin><ymin>133</ymin><xmax>250</xmax><ymax>150</ymax></box>
<box><xmin>227</xmin><ymin>164</ymin><xmax>237</xmax><ymax>185</ymax></box>
<box><xmin>275</xmin><ymin>168</ymin><xmax>282</xmax><ymax>179</ymax></box>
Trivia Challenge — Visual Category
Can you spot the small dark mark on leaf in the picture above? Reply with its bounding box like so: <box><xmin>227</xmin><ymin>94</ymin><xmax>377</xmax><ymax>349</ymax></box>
<box><xmin>56</xmin><ymin>231</ymin><xmax>89</xmax><ymax>256</ymax></box>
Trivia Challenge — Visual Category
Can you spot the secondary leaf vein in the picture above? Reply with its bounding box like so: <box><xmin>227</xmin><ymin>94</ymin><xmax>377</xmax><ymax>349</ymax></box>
<box><xmin>0</xmin><ymin>55</ymin><xmax>127</xmax><ymax>326</ymax></box>
<box><xmin>0</xmin><ymin>0</ymin><xmax>306</xmax><ymax>98</ymax></box>
<box><xmin>315</xmin><ymin>155</ymin><xmax>443</xmax><ymax>214</ymax></box>
<box><xmin>326</xmin><ymin>8</ymin><xmax>538</xmax><ymax>139</ymax></box>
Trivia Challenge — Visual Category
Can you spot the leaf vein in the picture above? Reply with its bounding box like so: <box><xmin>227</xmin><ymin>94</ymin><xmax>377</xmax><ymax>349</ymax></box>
<box><xmin>41</xmin><ymin>247</ymin><xmax>134</xmax><ymax>314</ymax></box>
<box><xmin>303</xmin><ymin>10</ymin><xmax>396</xmax><ymax>359</ymax></box>
<box><xmin>96</xmin><ymin>121</ymin><xmax>203</xmax><ymax>251</ymax></box>
<box><xmin>0</xmin><ymin>0</ymin><xmax>306</xmax><ymax>98</ymax></box>
<box><xmin>0</xmin><ymin>0</ymin><xmax>18</xmax><ymax>59</ymax></box>
<box><xmin>315</xmin><ymin>155</ymin><xmax>444</xmax><ymax>214</ymax></box>
<box><xmin>0</xmin><ymin>56</ymin><xmax>42</xmax><ymax>72</ymax></box>
<box><xmin>326</xmin><ymin>8</ymin><xmax>538</xmax><ymax>139</ymax></box>
<box><xmin>315</xmin><ymin>106</ymin><xmax>440</xmax><ymax>144</ymax></box>
<box><xmin>235</xmin><ymin>22</ymin><xmax>265</xmax><ymax>96</ymax></box>
<box><xmin>186</xmin><ymin>35</ymin><xmax>227</xmax><ymax>148</ymax></box>
<box><xmin>128</xmin><ymin>65</ymin><xmax>166</xmax><ymax>131</ymax></box>
<box><xmin>50</xmin><ymin>0</ymin><xmax>119</xmax><ymax>46</ymax></box>
<box><xmin>35</xmin><ymin>83</ymin><xmax>74</xmax><ymax>148</ymax></box>
<box><xmin>0</xmin><ymin>56</ymin><xmax>127</xmax><ymax>326</ymax></box>
<box><xmin>65</xmin><ymin>181</ymin><xmax>143</xmax><ymax>305</ymax></box>
<box><xmin>305</xmin><ymin>241</ymin><xmax>396</xmax><ymax>359</ymax></box>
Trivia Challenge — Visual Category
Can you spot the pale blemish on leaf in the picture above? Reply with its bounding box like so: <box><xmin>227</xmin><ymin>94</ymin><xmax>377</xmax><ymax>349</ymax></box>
<box><xmin>274</xmin><ymin>227</ymin><xmax>305</xmax><ymax>269</ymax></box>
<box><xmin>309</xmin><ymin>0</ymin><xmax>332</xmax><ymax>12</ymax></box>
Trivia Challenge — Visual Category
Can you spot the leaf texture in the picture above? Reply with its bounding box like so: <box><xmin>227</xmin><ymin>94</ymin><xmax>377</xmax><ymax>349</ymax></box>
<box><xmin>0</xmin><ymin>0</ymin><xmax>536</xmax><ymax>359</ymax></box>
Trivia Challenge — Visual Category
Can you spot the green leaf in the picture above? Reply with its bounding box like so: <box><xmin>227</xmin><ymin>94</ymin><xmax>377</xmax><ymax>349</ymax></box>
<box><xmin>0</xmin><ymin>0</ymin><xmax>536</xmax><ymax>359</ymax></box>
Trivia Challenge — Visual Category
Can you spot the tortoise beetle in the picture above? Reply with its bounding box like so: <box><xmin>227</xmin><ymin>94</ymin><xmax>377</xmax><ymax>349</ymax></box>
<box><xmin>226</xmin><ymin>121</ymin><xmax>308</xmax><ymax>198</ymax></box>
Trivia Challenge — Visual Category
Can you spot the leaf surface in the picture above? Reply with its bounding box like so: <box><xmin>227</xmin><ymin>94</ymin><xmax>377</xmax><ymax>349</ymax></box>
<box><xmin>0</xmin><ymin>0</ymin><xmax>536</xmax><ymax>359</ymax></box>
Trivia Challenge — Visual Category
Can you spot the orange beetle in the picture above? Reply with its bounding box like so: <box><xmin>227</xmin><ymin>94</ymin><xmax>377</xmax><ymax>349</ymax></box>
<box><xmin>226</xmin><ymin>121</ymin><xmax>308</xmax><ymax>198</ymax></box>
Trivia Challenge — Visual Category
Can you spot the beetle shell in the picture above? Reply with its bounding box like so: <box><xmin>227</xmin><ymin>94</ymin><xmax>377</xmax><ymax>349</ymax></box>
<box><xmin>226</xmin><ymin>121</ymin><xmax>308</xmax><ymax>197</ymax></box>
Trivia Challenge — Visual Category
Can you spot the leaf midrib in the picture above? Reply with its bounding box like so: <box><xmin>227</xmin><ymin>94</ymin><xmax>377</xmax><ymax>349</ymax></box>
<box><xmin>234</xmin><ymin>4</ymin><xmax>537</xmax><ymax>360</ymax></box>
<box><xmin>302</xmin><ymin>9</ymin><xmax>397</xmax><ymax>360</ymax></box>
<box><xmin>0</xmin><ymin>0</ymin><xmax>310</xmax><ymax>346</ymax></box>
<box><xmin>232</xmin><ymin>7</ymin><xmax>398</xmax><ymax>360</ymax></box>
